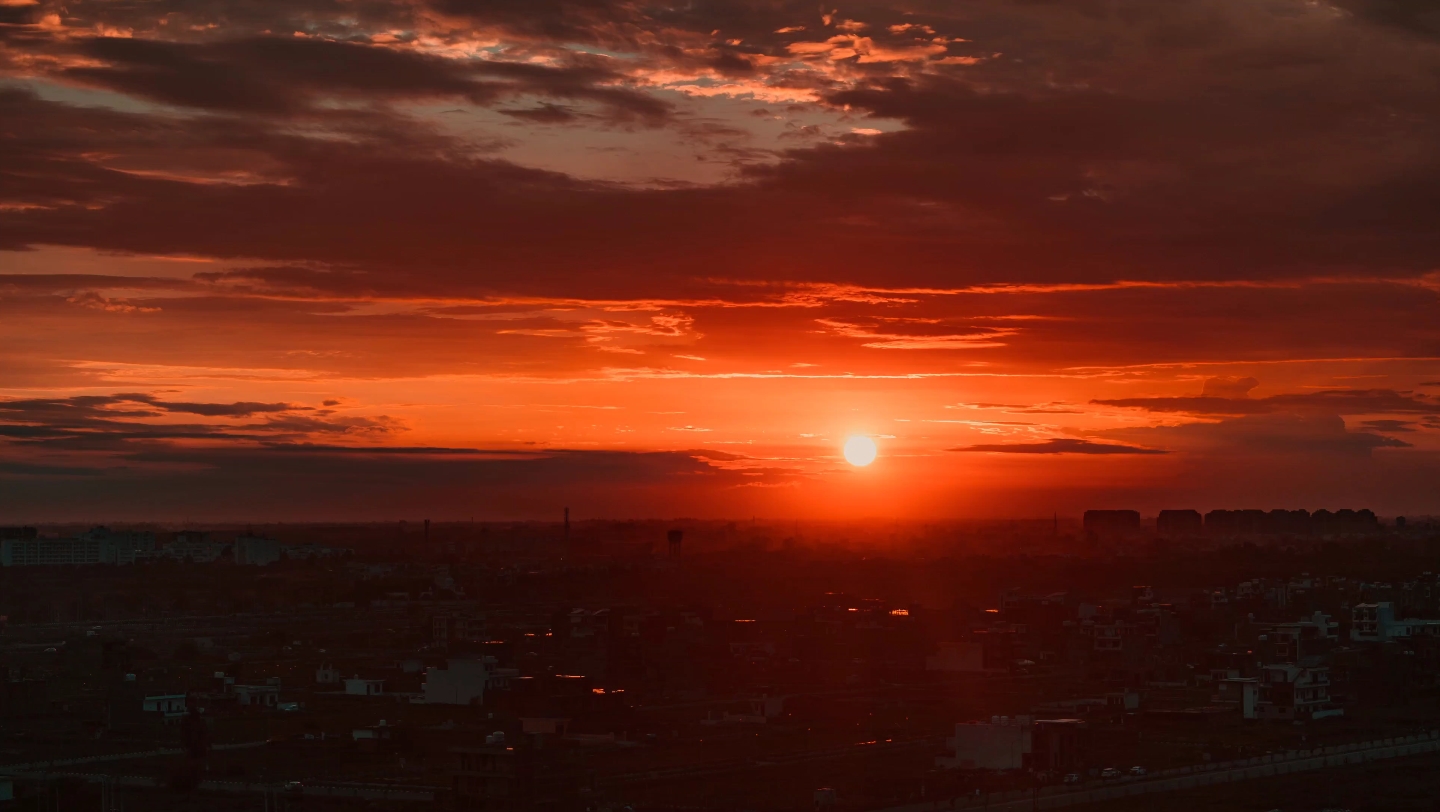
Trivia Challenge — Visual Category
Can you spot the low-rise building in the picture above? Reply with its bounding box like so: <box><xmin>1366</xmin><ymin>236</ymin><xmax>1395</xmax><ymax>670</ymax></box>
<box><xmin>936</xmin><ymin>717</ymin><xmax>1032</xmax><ymax>770</ymax></box>
<box><xmin>1217</xmin><ymin>677</ymin><xmax>1260</xmax><ymax>718</ymax></box>
<box><xmin>281</xmin><ymin>543</ymin><xmax>346</xmax><ymax>560</ymax></box>
<box><xmin>1255</xmin><ymin>664</ymin><xmax>1342</xmax><ymax>721</ymax></box>
<box><xmin>143</xmin><ymin>693</ymin><xmax>189</xmax><ymax>724</ymax></box>
<box><xmin>1268</xmin><ymin>611</ymin><xmax>1339</xmax><ymax>662</ymax></box>
<box><xmin>354</xmin><ymin>720</ymin><xmax>393</xmax><ymax>741</ymax></box>
<box><xmin>1031</xmin><ymin>719</ymin><xmax>1088</xmax><ymax>773</ymax></box>
<box><xmin>232</xmin><ymin>683</ymin><xmax>281</xmax><ymax>707</ymax></box>
<box><xmin>926</xmin><ymin>628</ymin><xmax>1021</xmax><ymax>674</ymax></box>
<box><xmin>424</xmin><ymin>658</ymin><xmax>489</xmax><ymax>706</ymax></box>
<box><xmin>344</xmin><ymin>677</ymin><xmax>385</xmax><ymax>696</ymax></box>
<box><xmin>1352</xmin><ymin>602</ymin><xmax>1440</xmax><ymax>642</ymax></box>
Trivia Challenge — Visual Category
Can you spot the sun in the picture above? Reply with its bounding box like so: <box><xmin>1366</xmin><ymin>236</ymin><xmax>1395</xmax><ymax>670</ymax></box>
<box><xmin>843</xmin><ymin>435</ymin><xmax>878</xmax><ymax>467</ymax></box>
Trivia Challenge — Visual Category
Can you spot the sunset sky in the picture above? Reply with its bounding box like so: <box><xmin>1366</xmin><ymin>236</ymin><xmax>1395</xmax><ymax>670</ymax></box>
<box><xmin>2</xmin><ymin>0</ymin><xmax>1439</xmax><ymax>521</ymax></box>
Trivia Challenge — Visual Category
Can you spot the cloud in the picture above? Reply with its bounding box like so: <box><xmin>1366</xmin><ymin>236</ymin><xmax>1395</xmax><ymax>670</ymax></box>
<box><xmin>48</xmin><ymin>34</ymin><xmax>672</xmax><ymax>124</ymax></box>
<box><xmin>500</xmin><ymin>103</ymin><xmax>582</xmax><ymax>124</ymax></box>
<box><xmin>3</xmin><ymin>0</ymin><xmax>1438</xmax><ymax>295</ymax></box>
<box><xmin>65</xmin><ymin>291</ymin><xmax>162</xmax><ymax>313</ymax></box>
<box><xmin>1097</xmin><ymin>413</ymin><xmax>1411</xmax><ymax>457</ymax></box>
<box><xmin>1201</xmin><ymin>376</ymin><xmax>1259</xmax><ymax>398</ymax></box>
<box><xmin>154</xmin><ymin>399</ymin><xmax>298</xmax><ymax>417</ymax></box>
<box><xmin>1335</xmin><ymin>0</ymin><xmax>1440</xmax><ymax>40</ymax></box>
<box><xmin>1358</xmin><ymin>419</ymin><xmax>1419</xmax><ymax>433</ymax></box>
<box><xmin>953</xmin><ymin>438</ymin><xmax>1167</xmax><ymax>455</ymax></box>
<box><xmin>0</xmin><ymin>392</ymin><xmax>299</xmax><ymax>419</ymax></box>
<box><xmin>0</xmin><ymin>387</ymin><xmax>808</xmax><ymax>518</ymax></box>
<box><xmin>1094</xmin><ymin>389</ymin><xmax>1440</xmax><ymax>416</ymax></box>
<box><xmin>949</xmin><ymin>401</ymin><xmax>1084</xmax><ymax>414</ymax></box>
<box><xmin>0</xmin><ymin>392</ymin><xmax>400</xmax><ymax>449</ymax></box>
<box><xmin>0</xmin><ymin>444</ymin><xmax>807</xmax><ymax>520</ymax></box>
<box><xmin>0</xmin><ymin>461</ymin><xmax>106</xmax><ymax>477</ymax></box>
<box><xmin>815</xmin><ymin>318</ymin><xmax>1015</xmax><ymax>350</ymax></box>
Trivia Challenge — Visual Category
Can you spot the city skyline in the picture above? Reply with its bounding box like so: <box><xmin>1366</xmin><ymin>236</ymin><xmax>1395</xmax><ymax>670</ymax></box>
<box><xmin>3</xmin><ymin>0</ymin><xmax>1440</xmax><ymax>519</ymax></box>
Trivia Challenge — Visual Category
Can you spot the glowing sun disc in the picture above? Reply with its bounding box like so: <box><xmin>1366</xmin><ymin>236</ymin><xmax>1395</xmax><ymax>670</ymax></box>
<box><xmin>843</xmin><ymin>435</ymin><xmax>878</xmax><ymax>466</ymax></box>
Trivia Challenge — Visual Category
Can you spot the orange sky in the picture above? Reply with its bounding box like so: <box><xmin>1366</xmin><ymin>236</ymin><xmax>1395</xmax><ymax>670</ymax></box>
<box><xmin>1</xmin><ymin>0</ymin><xmax>1439</xmax><ymax>520</ymax></box>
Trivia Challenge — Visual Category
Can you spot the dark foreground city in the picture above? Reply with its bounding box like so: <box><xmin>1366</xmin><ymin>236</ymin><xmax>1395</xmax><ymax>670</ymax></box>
<box><xmin>3</xmin><ymin>512</ymin><xmax>1440</xmax><ymax>811</ymax></box>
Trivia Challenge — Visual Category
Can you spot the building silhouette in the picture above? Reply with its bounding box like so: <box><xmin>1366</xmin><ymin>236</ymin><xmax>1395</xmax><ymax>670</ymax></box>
<box><xmin>1157</xmin><ymin>510</ymin><xmax>1202</xmax><ymax>537</ymax></box>
<box><xmin>1083</xmin><ymin>510</ymin><xmax>1140</xmax><ymax>538</ymax></box>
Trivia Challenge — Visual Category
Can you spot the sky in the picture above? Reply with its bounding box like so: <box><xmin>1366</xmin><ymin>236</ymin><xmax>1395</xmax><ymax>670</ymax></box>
<box><xmin>2</xmin><ymin>0</ymin><xmax>1439</xmax><ymax>522</ymax></box>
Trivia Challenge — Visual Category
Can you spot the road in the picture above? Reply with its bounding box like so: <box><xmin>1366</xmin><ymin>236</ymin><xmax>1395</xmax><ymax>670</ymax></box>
<box><xmin>870</xmin><ymin>731</ymin><xmax>1440</xmax><ymax>812</ymax></box>
<box><xmin>2</xmin><ymin>771</ymin><xmax>436</xmax><ymax>802</ymax></box>
<box><xmin>604</xmin><ymin>735</ymin><xmax>945</xmax><ymax>787</ymax></box>
<box><xmin>0</xmin><ymin>740</ymin><xmax>269</xmax><ymax>774</ymax></box>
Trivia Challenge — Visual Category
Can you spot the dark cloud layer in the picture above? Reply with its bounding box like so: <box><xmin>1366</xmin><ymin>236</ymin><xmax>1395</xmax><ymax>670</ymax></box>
<box><xmin>3</xmin><ymin>0</ymin><xmax>1440</xmax><ymax>291</ymax></box>
<box><xmin>10</xmin><ymin>12</ymin><xmax>670</xmax><ymax>120</ymax></box>
<box><xmin>0</xmin><ymin>444</ymin><xmax>803</xmax><ymax>520</ymax></box>
<box><xmin>0</xmin><ymin>391</ymin><xmax>804</xmax><ymax>519</ymax></box>
<box><xmin>1339</xmin><ymin>0</ymin><xmax>1440</xmax><ymax>39</ymax></box>
<box><xmin>0</xmin><ymin>393</ymin><xmax>399</xmax><ymax>449</ymax></box>
<box><xmin>1098</xmin><ymin>413</ymin><xmax>1411</xmax><ymax>457</ymax></box>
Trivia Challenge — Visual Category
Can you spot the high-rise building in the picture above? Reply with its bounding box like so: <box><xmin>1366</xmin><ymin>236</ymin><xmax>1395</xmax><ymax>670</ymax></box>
<box><xmin>0</xmin><ymin>527</ymin><xmax>156</xmax><ymax>567</ymax></box>
<box><xmin>233</xmin><ymin>535</ymin><xmax>282</xmax><ymax>566</ymax></box>
<box><xmin>1082</xmin><ymin>510</ymin><xmax>1140</xmax><ymax>538</ymax></box>
<box><xmin>1156</xmin><ymin>509</ymin><xmax>1202</xmax><ymax>537</ymax></box>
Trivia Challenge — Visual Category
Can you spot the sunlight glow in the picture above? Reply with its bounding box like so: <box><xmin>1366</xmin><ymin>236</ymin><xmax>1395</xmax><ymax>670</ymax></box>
<box><xmin>843</xmin><ymin>435</ymin><xmax>878</xmax><ymax>467</ymax></box>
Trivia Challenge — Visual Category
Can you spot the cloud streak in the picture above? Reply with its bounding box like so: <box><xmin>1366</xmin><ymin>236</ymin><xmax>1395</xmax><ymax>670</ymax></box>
<box><xmin>1094</xmin><ymin>389</ymin><xmax>1440</xmax><ymax>416</ymax></box>
<box><xmin>953</xmin><ymin>439</ymin><xmax>1167</xmax><ymax>455</ymax></box>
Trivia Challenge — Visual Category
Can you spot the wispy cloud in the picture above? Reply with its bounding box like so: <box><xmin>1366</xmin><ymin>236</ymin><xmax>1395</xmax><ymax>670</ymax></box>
<box><xmin>953</xmin><ymin>439</ymin><xmax>1167</xmax><ymax>455</ymax></box>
